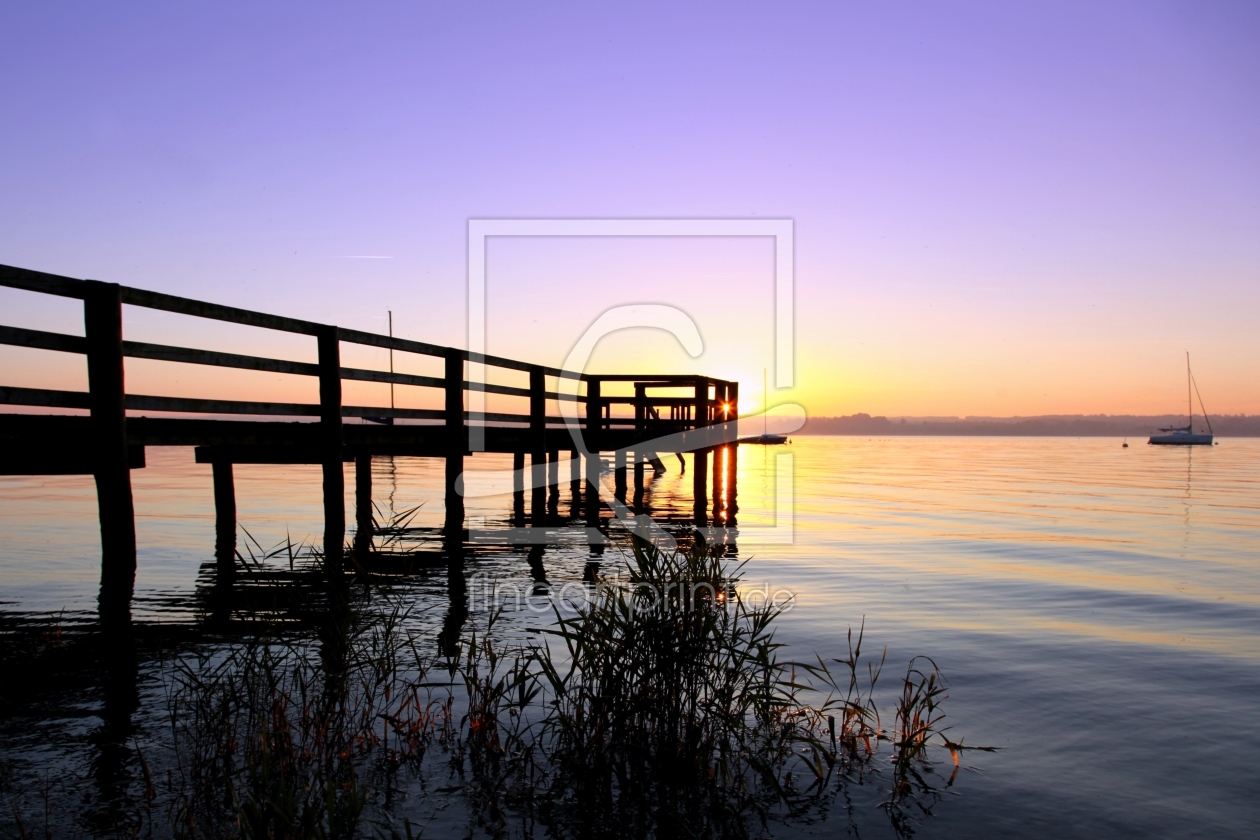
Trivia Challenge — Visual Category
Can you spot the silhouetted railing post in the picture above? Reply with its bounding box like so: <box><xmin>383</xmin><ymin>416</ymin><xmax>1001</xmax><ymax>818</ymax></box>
<box><xmin>529</xmin><ymin>367</ymin><xmax>547</xmax><ymax>524</ymax></box>
<box><xmin>585</xmin><ymin>377</ymin><xmax>601</xmax><ymax>452</ymax></box>
<box><xmin>212</xmin><ymin>460</ymin><xmax>236</xmax><ymax>579</ymax></box>
<box><xmin>317</xmin><ymin>326</ymin><xmax>345</xmax><ymax>580</ymax></box>
<box><xmin>444</xmin><ymin>349</ymin><xmax>465</xmax><ymax>534</ymax></box>
<box><xmin>83</xmin><ymin>280</ymin><xmax>136</xmax><ymax>622</ymax></box>
<box><xmin>695</xmin><ymin>377</ymin><xmax>710</xmax><ymax>430</ymax></box>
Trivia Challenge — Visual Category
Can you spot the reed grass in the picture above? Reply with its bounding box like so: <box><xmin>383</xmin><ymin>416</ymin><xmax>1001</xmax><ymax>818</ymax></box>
<box><xmin>1</xmin><ymin>534</ymin><xmax>976</xmax><ymax>839</ymax></box>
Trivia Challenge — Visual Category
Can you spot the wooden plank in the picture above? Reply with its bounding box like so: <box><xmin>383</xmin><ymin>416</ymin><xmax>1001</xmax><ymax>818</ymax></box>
<box><xmin>0</xmin><ymin>413</ymin><xmax>707</xmax><ymax>456</ymax></box>
<box><xmin>119</xmin><ymin>286</ymin><xmax>325</xmax><ymax>336</ymax></box>
<box><xmin>577</xmin><ymin>374</ymin><xmax>727</xmax><ymax>383</ymax></box>
<box><xmin>344</xmin><ymin>406</ymin><xmax>445</xmax><ymax>420</ymax></box>
<box><xmin>0</xmin><ymin>324</ymin><xmax>87</xmax><ymax>354</ymax></box>
<box><xmin>125</xmin><ymin>418</ymin><xmax>321</xmax><ymax>447</ymax></box>
<box><xmin>194</xmin><ymin>445</ymin><xmax>354</xmax><ymax>464</ymax></box>
<box><xmin>0</xmin><ymin>386</ymin><xmax>91</xmax><ymax>409</ymax></box>
<box><xmin>0</xmin><ymin>263</ymin><xmax>88</xmax><ymax>299</ymax></box>
<box><xmin>124</xmin><ymin>394</ymin><xmax>321</xmax><ymax>416</ymax></box>
<box><xmin>123</xmin><ymin>340</ymin><xmax>320</xmax><ymax>377</ymax></box>
<box><xmin>340</xmin><ymin>326</ymin><xmax>586</xmax><ymax>381</ymax></box>
<box><xmin>466</xmin><ymin>350</ymin><xmax>535</xmax><ymax>375</ymax></box>
<box><xmin>134</xmin><ymin>395</ymin><xmax>449</xmax><ymax>419</ymax></box>
<box><xmin>599</xmin><ymin>396</ymin><xmax>712</xmax><ymax>406</ymax></box>
<box><xmin>335</xmin><ymin>326</ymin><xmax>449</xmax><ymax>359</ymax></box>
<box><xmin>0</xmin><ymin>445</ymin><xmax>144</xmax><ymax>475</ymax></box>
<box><xmin>342</xmin><ymin>367</ymin><xmax>443</xmax><ymax>389</ymax></box>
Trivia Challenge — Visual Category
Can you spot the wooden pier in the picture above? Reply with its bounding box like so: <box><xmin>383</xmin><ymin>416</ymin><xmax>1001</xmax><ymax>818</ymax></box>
<box><xmin>0</xmin><ymin>264</ymin><xmax>740</xmax><ymax>620</ymax></box>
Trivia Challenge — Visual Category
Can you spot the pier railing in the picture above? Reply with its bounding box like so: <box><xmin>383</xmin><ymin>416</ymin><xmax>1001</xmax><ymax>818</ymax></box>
<box><xmin>0</xmin><ymin>263</ymin><xmax>738</xmax><ymax>617</ymax></box>
<box><xmin>0</xmin><ymin>264</ymin><xmax>735</xmax><ymax>435</ymax></box>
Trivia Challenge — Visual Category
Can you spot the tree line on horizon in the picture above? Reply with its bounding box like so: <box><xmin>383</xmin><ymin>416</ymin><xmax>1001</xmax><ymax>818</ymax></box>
<box><xmin>795</xmin><ymin>413</ymin><xmax>1260</xmax><ymax>437</ymax></box>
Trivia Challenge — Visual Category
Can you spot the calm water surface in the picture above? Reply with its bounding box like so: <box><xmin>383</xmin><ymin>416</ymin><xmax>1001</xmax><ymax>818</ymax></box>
<box><xmin>2</xmin><ymin>436</ymin><xmax>1258</xmax><ymax>837</ymax></box>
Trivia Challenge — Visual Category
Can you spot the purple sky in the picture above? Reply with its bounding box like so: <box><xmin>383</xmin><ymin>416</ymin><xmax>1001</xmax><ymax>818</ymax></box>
<box><xmin>2</xmin><ymin>1</ymin><xmax>1258</xmax><ymax>415</ymax></box>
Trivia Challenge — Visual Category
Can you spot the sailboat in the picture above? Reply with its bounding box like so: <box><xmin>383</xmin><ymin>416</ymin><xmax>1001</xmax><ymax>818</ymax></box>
<box><xmin>1148</xmin><ymin>353</ymin><xmax>1213</xmax><ymax>446</ymax></box>
<box><xmin>739</xmin><ymin>369</ymin><xmax>788</xmax><ymax>445</ymax></box>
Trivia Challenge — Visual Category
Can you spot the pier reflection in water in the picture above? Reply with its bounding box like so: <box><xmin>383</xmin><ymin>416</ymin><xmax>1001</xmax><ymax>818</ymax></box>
<box><xmin>0</xmin><ymin>441</ymin><xmax>752</xmax><ymax>835</ymax></box>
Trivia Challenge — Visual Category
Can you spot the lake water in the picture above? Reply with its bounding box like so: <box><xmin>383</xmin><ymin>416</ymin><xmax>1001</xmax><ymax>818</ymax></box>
<box><xmin>2</xmin><ymin>436</ymin><xmax>1258</xmax><ymax>837</ymax></box>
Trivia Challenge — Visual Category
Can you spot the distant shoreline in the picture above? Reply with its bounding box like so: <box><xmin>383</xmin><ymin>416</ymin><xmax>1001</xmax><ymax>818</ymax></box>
<box><xmin>792</xmin><ymin>414</ymin><xmax>1260</xmax><ymax>437</ymax></box>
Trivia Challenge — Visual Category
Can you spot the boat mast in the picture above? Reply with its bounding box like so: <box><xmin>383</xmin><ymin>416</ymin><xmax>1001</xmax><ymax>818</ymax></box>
<box><xmin>1186</xmin><ymin>351</ymin><xmax>1192</xmax><ymax>428</ymax></box>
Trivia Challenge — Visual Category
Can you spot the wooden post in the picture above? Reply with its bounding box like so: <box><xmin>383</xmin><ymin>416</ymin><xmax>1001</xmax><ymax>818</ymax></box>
<box><xmin>614</xmin><ymin>448</ymin><xmax>627</xmax><ymax>499</ymax></box>
<box><xmin>728</xmin><ymin>382</ymin><xmax>739</xmax><ymax>522</ymax></box>
<box><xmin>585</xmin><ymin>450</ymin><xmax>601</xmax><ymax>527</ymax></box>
<box><xmin>529</xmin><ymin>367</ymin><xmax>547</xmax><ymax>524</ymax></box>
<box><xmin>712</xmin><ymin>443</ymin><xmax>723</xmax><ymax>523</ymax></box>
<box><xmin>513</xmin><ymin>450</ymin><xmax>526</xmax><ymax>526</ymax></box>
<box><xmin>547</xmin><ymin>450</ymin><xmax>560</xmax><ymax>498</ymax></box>
<box><xmin>713</xmin><ymin>386</ymin><xmax>726</xmax><ymax>526</ymax></box>
<box><xmin>317</xmin><ymin>326</ymin><xmax>345</xmax><ymax>581</ymax></box>
<box><xmin>212</xmin><ymin>460</ymin><xmax>236</xmax><ymax>579</ymax></box>
<box><xmin>569</xmin><ymin>450</ymin><xmax>582</xmax><ymax>518</ymax></box>
<box><xmin>444</xmin><ymin>349</ymin><xmax>465</xmax><ymax>534</ymax></box>
<box><xmin>632</xmin><ymin>449</ymin><xmax>645</xmax><ymax>513</ymax></box>
<box><xmin>584</xmin><ymin>378</ymin><xmax>602</xmax><ymax>527</ymax></box>
<box><xmin>354</xmin><ymin>454</ymin><xmax>372</xmax><ymax>560</ymax></box>
<box><xmin>693</xmin><ymin>448</ymin><xmax>709</xmax><ymax>527</ymax></box>
<box><xmin>693</xmin><ymin>377</ymin><xmax>711</xmax><ymax>526</ymax></box>
<box><xmin>83</xmin><ymin>281</ymin><xmax>136</xmax><ymax>621</ymax></box>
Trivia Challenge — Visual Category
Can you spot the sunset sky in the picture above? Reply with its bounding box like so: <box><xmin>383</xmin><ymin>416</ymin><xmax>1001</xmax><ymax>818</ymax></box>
<box><xmin>1</xmin><ymin>1</ymin><xmax>1257</xmax><ymax>417</ymax></box>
